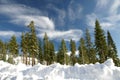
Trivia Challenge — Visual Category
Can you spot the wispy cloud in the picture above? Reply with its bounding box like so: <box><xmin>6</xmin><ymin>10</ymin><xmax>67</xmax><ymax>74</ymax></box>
<box><xmin>68</xmin><ymin>0</ymin><xmax>83</xmax><ymax>21</ymax></box>
<box><xmin>0</xmin><ymin>4</ymin><xmax>55</xmax><ymax>30</ymax></box>
<box><xmin>86</xmin><ymin>0</ymin><xmax>120</xmax><ymax>30</ymax></box>
<box><xmin>0</xmin><ymin>31</ymin><xmax>21</xmax><ymax>37</ymax></box>
<box><xmin>0</xmin><ymin>1</ymin><xmax>83</xmax><ymax>41</ymax></box>
<box><xmin>38</xmin><ymin>29</ymin><xmax>83</xmax><ymax>41</ymax></box>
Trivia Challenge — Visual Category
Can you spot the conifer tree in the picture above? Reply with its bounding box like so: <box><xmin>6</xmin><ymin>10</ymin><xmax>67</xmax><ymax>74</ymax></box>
<box><xmin>21</xmin><ymin>32</ymin><xmax>30</xmax><ymax>65</ymax></box>
<box><xmin>107</xmin><ymin>31</ymin><xmax>119</xmax><ymax>66</ymax></box>
<box><xmin>2</xmin><ymin>42</ymin><xmax>7</xmax><ymax>61</ymax></box>
<box><xmin>43</xmin><ymin>32</ymin><xmax>49</xmax><ymax>65</ymax></box>
<box><xmin>78</xmin><ymin>38</ymin><xmax>89</xmax><ymax>64</ymax></box>
<box><xmin>8</xmin><ymin>35</ymin><xmax>19</xmax><ymax>57</ymax></box>
<box><xmin>85</xmin><ymin>28</ymin><xmax>97</xmax><ymax>63</ymax></box>
<box><xmin>95</xmin><ymin>20</ymin><xmax>108</xmax><ymax>63</ymax></box>
<box><xmin>57</xmin><ymin>39</ymin><xmax>68</xmax><ymax>65</ymax></box>
<box><xmin>38</xmin><ymin>39</ymin><xmax>43</xmax><ymax>64</ymax></box>
<box><xmin>28</xmin><ymin>21</ymin><xmax>39</xmax><ymax>66</ymax></box>
<box><xmin>0</xmin><ymin>40</ymin><xmax>7</xmax><ymax>61</ymax></box>
<box><xmin>49</xmin><ymin>41</ymin><xmax>55</xmax><ymax>64</ymax></box>
<box><xmin>70</xmin><ymin>39</ymin><xmax>76</xmax><ymax>65</ymax></box>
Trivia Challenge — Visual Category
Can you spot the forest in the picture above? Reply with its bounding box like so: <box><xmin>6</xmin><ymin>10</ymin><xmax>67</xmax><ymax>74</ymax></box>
<box><xmin>0</xmin><ymin>20</ymin><xmax>119</xmax><ymax>66</ymax></box>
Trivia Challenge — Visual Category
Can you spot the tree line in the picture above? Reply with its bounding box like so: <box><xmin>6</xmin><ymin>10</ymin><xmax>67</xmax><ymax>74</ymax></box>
<box><xmin>0</xmin><ymin>20</ymin><xmax>120</xmax><ymax>66</ymax></box>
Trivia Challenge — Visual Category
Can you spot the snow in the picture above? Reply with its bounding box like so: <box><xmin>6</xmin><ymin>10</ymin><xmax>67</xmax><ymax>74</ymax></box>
<box><xmin>0</xmin><ymin>59</ymin><xmax>120</xmax><ymax>80</ymax></box>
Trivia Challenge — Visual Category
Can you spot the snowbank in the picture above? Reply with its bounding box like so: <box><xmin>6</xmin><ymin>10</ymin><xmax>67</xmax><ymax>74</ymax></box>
<box><xmin>0</xmin><ymin>59</ymin><xmax>120</xmax><ymax>80</ymax></box>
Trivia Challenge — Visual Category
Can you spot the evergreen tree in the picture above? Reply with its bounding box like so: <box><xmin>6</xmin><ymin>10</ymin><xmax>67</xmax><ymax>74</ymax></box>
<box><xmin>21</xmin><ymin>32</ymin><xmax>30</xmax><ymax>65</ymax></box>
<box><xmin>0</xmin><ymin>40</ymin><xmax>7</xmax><ymax>61</ymax></box>
<box><xmin>49</xmin><ymin>41</ymin><xmax>55</xmax><ymax>64</ymax></box>
<box><xmin>70</xmin><ymin>39</ymin><xmax>76</xmax><ymax>65</ymax></box>
<box><xmin>38</xmin><ymin>39</ymin><xmax>43</xmax><ymax>64</ymax></box>
<box><xmin>28</xmin><ymin>21</ymin><xmax>39</xmax><ymax>66</ymax></box>
<box><xmin>85</xmin><ymin>28</ymin><xmax>97</xmax><ymax>63</ymax></box>
<box><xmin>57</xmin><ymin>39</ymin><xmax>68</xmax><ymax>65</ymax></box>
<box><xmin>107</xmin><ymin>31</ymin><xmax>119</xmax><ymax>66</ymax></box>
<box><xmin>43</xmin><ymin>32</ymin><xmax>50</xmax><ymax>65</ymax></box>
<box><xmin>95</xmin><ymin>20</ymin><xmax>108</xmax><ymax>63</ymax></box>
<box><xmin>8</xmin><ymin>35</ymin><xmax>19</xmax><ymax>57</ymax></box>
<box><xmin>78</xmin><ymin>38</ymin><xmax>89</xmax><ymax>64</ymax></box>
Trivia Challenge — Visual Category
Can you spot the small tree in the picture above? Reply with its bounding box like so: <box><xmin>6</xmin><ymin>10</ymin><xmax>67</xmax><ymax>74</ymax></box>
<box><xmin>78</xmin><ymin>38</ymin><xmax>89</xmax><ymax>64</ymax></box>
<box><xmin>57</xmin><ymin>39</ymin><xmax>68</xmax><ymax>65</ymax></box>
<box><xmin>107</xmin><ymin>31</ymin><xmax>119</xmax><ymax>66</ymax></box>
<box><xmin>85</xmin><ymin>29</ymin><xmax>97</xmax><ymax>63</ymax></box>
<box><xmin>8</xmin><ymin>35</ymin><xmax>19</xmax><ymax>57</ymax></box>
<box><xmin>38</xmin><ymin>39</ymin><xmax>43</xmax><ymax>64</ymax></box>
<box><xmin>70</xmin><ymin>39</ymin><xmax>76</xmax><ymax>65</ymax></box>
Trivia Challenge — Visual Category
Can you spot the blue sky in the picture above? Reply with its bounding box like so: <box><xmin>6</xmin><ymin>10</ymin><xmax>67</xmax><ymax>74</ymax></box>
<box><xmin>0</xmin><ymin>0</ymin><xmax>120</xmax><ymax>56</ymax></box>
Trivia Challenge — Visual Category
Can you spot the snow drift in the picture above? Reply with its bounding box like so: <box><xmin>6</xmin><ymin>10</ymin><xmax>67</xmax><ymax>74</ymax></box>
<box><xmin>0</xmin><ymin>59</ymin><xmax>120</xmax><ymax>80</ymax></box>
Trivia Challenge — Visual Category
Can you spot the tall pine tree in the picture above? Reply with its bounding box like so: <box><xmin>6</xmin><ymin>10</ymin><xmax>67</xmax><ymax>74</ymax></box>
<box><xmin>28</xmin><ymin>21</ymin><xmax>39</xmax><ymax>66</ymax></box>
<box><xmin>107</xmin><ymin>31</ymin><xmax>119</xmax><ymax>66</ymax></box>
<box><xmin>95</xmin><ymin>20</ymin><xmax>108</xmax><ymax>63</ymax></box>
<box><xmin>70</xmin><ymin>39</ymin><xmax>76</xmax><ymax>65</ymax></box>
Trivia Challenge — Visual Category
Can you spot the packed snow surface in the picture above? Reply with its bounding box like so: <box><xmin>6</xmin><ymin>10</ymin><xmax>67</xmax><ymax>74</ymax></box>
<box><xmin>0</xmin><ymin>59</ymin><xmax>120</xmax><ymax>80</ymax></box>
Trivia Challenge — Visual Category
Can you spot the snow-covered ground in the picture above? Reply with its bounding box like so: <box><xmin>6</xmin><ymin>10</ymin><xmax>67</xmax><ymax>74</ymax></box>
<box><xmin>0</xmin><ymin>59</ymin><xmax>120</xmax><ymax>80</ymax></box>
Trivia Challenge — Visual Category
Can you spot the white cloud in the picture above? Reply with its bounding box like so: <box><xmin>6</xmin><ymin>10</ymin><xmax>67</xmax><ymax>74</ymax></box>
<box><xmin>86</xmin><ymin>13</ymin><xmax>97</xmax><ymax>27</ymax></box>
<box><xmin>96</xmin><ymin>0</ymin><xmax>109</xmax><ymax>8</ymax></box>
<box><xmin>0</xmin><ymin>4</ymin><xmax>55</xmax><ymax>30</ymax></box>
<box><xmin>68</xmin><ymin>0</ymin><xmax>83</xmax><ymax>21</ymax></box>
<box><xmin>38</xmin><ymin>29</ymin><xmax>83</xmax><ymax>41</ymax></box>
<box><xmin>0</xmin><ymin>31</ymin><xmax>21</xmax><ymax>37</ymax></box>
<box><xmin>109</xmin><ymin>0</ymin><xmax>120</xmax><ymax>15</ymax></box>
<box><xmin>0</xmin><ymin>1</ymin><xmax>83</xmax><ymax>41</ymax></box>
<box><xmin>11</xmin><ymin>15</ymin><xmax>55</xmax><ymax>30</ymax></box>
<box><xmin>47</xmin><ymin>4</ymin><xmax>66</xmax><ymax>26</ymax></box>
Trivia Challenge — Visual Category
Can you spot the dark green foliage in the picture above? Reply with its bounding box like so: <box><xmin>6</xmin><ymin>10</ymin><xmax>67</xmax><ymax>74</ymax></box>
<box><xmin>107</xmin><ymin>31</ymin><xmax>119</xmax><ymax>66</ymax></box>
<box><xmin>43</xmin><ymin>33</ymin><xmax>56</xmax><ymax>65</ymax></box>
<box><xmin>70</xmin><ymin>39</ymin><xmax>76</xmax><ymax>65</ymax></box>
<box><xmin>57</xmin><ymin>39</ymin><xmax>68</xmax><ymax>65</ymax></box>
<box><xmin>38</xmin><ymin>39</ymin><xmax>43</xmax><ymax>64</ymax></box>
<box><xmin>28</xmin><ymin>21</ymin><xmax>39</xmax><ymax>66</ymax></box>
<box><xmin>21</xmin><ymin>32</ymin><xmax>30</xmax><ymax>65</ymax></box>
<box><xmin>8</xmin><ymin>35</ymin><xmax>19</xmax><ymax>58</ymax></box>
<box><xmin>78</xmin><ymin>38</ymin><xmax>89</xmax><ymax>64</ymax></box>
<box><xmin>85</xmin><ymin>29</ymin><xmax>97</xmax><ymax>63</ymax></box>
<box><xmin>94</xmin><ymin>20</ymin><xmax>108</xmax><ymax>63</ymax></box>
<box><xmin>0</xmin><ymin>40</ymin><xmax>7</xmax><ymax>61</ymax></box>
<box><xmin>43</xmin><ymin>32</ymin><xmax>49</xmax><ymax>65</ymax></box>
<box><xmin>49</xmin><ymin>41</ymin><xmax>55</xmax><ymax>64</ymax></box>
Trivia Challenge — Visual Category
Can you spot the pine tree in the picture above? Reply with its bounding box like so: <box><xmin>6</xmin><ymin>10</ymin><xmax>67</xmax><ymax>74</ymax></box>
<box><xmin>21</xmin><ymin>32</ymin><xmax>30</xmax><ymax>65</ymax></box>
<box><xmin>2</xmin><ymin>42</ymin><xmax>7</xmax><ymax>61</ymax></box>
<box><xmin>85</xmin><ymin>28</ymin><xmax>97</xmax><ymax>63</ymax></box>
<box><xmin>49</xmin><ymin>41</ymin><xmax>55</xmax><ymax>64</ymax></box>
<box><xmin>8</xmin><ymin>35</ymin><xmax>19</xmax><ymax>57</ymax></box>
<box><xmin>107</xmin><ymin>31</ymin><xmax>119</xmax><ymax>66</ymax></box>
<box><xmin>78</xmin><ymin>38</ymin><xmax>89</xmax><ymax>64</ymax></box>
<box><xmin>57</xmin><ymin>39</ymin><xmax>68</xmax><ymax>65</ymax></box>
<box><xmin>70</xmin><ymin>39</ymin><xmax>76</xmax><ymax>65</ymax></box>
<box><xmin>0</xmin><ymin>40</ymin><xmax>7</xmax><ymax>61</ymax></box>
<box><xmin>43</xmin><ymin>32</ymin><xmax>50</xmax><ymax>65</ymax></box>
<box><xmin>38</xmin><ymin>39</ymin><xmax>43</xmax><ymax>64</ymax></box>
<box><xmin>28</xmin><ymin>21</ymin><xmax>39</xmax><ymax>66</ymax></box>
<box><xmin>95</xmin><ymin>20</ymin><xmax>108</xmax><ymax>63</ymax></box>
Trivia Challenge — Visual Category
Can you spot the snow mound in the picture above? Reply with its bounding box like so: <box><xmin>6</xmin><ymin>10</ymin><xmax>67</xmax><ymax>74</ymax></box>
<box><xmin>0</xmin><ymin>59</ymin><xmax>120</xmax><ymax>80</ymax></box>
